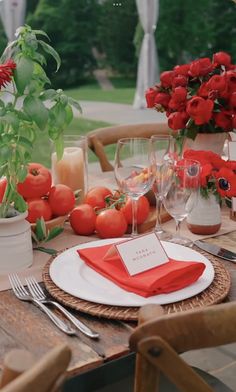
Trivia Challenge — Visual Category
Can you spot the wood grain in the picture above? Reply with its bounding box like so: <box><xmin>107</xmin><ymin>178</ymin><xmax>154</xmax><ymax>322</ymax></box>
<box><xmin>0</xmin><ymin>229</ymin><xmax>235</xmax><ymax>380</ymax></box>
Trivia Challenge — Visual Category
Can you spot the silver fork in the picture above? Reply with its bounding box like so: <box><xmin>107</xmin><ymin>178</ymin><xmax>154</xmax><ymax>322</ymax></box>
<box><xmin>9</xmin><ymin>274</ymin><xmax>76</xmax><ymax>336</ymax></box>
<box><xmin>26</xmin><ymin>276</ymin><xmax>99</xmax><ymax>339</ymax></box>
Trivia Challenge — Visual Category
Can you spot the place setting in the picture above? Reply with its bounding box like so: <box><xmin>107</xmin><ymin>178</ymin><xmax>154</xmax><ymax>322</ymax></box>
<box><xmin>41</xmin><ymin>137</ymin><xmax>232</xmax><ymax>321</ymax></box>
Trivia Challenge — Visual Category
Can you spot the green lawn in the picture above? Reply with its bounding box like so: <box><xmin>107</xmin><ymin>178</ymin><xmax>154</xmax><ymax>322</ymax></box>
<box><xmin>32</xmin><ymin>117</ymin><xmax>112</xmax><ymax>168</ymax></box>
<box><xmin>65</xmin><ymin>77</ymin><xmax>136</xmax><ymax>105</ymax></box>
<box><xmin>32</xmin><ymin>77</ymin><xmax>135</xmax><ymax>168</ymax></box>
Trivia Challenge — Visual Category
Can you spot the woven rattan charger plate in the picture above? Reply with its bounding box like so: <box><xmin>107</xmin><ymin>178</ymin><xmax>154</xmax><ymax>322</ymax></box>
<box><xmin>42</xmin><ymin>246</ymin><xmax>231</xmax><ymax>321</ymax></box>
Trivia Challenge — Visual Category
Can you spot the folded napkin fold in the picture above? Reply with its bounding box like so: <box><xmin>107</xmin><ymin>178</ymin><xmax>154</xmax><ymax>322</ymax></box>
<box><xmin>77</xmin><ymin>243</ymin><xmax>206</xmax><ymax>297</ymax></box>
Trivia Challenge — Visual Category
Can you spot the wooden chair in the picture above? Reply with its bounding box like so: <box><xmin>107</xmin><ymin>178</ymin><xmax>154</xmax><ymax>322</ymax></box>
<box><xmin>87</xmin><ymin>123</ymin><xmax>171</xmax><ymax>172</ymax></box>
<box><xmin>0</xmin><ymin>344</ymin><xmax>71</xmax><ymax>392</ymax></box>
<box><xmin>129</xmin><ymin>303</ymin><xmax>236</xmax><ymax>392</ymax></box>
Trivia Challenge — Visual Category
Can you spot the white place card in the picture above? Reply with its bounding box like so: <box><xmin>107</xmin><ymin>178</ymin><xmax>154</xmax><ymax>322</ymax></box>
<box><xmin>228</xmin><ymin>141</ymin><xmax>236</xmax><ymax>160</ymax></box>
<box><xmin>232</xmin><ymin>197</ymin><xmax>236</xmax><ymax>212</ymax></box>
<box><xmin>115</xmin><ymin>233</ymin><xmax>169</xmax><ymax>276</ymax></box>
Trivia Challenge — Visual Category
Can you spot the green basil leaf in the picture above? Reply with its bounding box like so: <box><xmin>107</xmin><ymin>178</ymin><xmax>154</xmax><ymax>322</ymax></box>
<box><xmin>65</xmin><ymin>105</ymin><xmax>73</xmax><ymax>125</ymax></box>
<box><xmin>18</xmin><ymin>136</ymin><xmax>33</xmax><ymax>150</ymax></box>
<box><xmin>55</xmin><ymin>135</ymin><xmax>64</xmax><ymax>161</ymax></box>
<box><xmin>23</xmin><ymin>95</ymin><xmax>48</xmax><ymax>130</ymax></box>
<box><xmin>13</xmin><ymin>192</ymin><xmax>27</xmax><ymax>213</ymax></box>
<box><xmin>17</xmin><ymin>166</ymin><xmax>28</xmax><ymax>182</ymax></box>
<box><xmin>34</xmin><ymin>246</ymin><xmax>58</xmax><ymax>255</ymax></box>
<box><xmin>46</xmin><ymin>226</ymin><xmax>64</xmax><ymax>242</ymax></box>
<box><xmin>35</xmin><ymin>218</ymin><xmax>47</xmax><ymax>242</ymax></box>
<box><xmin>40</xmin><ymin>89</ymin><xmax>57</xmax><ymax>101</ymax></box>
<box><xmin>14</xmin><ymin>56</ymin><xmax>34</xmax><ymax>95</ymax></box>
<box><xmin>33</xmin><ymin>30</ymin><xmax>50</xmax><ymax>40</ymax></box>
<box><xmin>38</xmin><ymin>40</ymin><xmax>61</xmax><ymax>72</ymax></box>
<box><xmin>68</xmin><ymin>97</ymin><xmax>82</xmax><ymax>113</ymax></box>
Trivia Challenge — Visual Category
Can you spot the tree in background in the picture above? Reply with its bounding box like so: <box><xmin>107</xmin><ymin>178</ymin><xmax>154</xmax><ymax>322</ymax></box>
<box><xmin>97</xmin><ymin>0</ymin><xmax>138</xmax><ymax>75</ymax></box>
<box><xmin>27</xmin><ymin>0</ymin><xmax>99</xmax><ymax>88</ymax></box>
<box><xmin>134</xmin><ymin>0</ymin><xmax>236</xmax><ymax>73</ymax></box>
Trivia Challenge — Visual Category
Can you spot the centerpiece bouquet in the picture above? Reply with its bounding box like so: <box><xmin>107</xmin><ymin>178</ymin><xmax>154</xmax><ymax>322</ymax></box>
<box><xmin>145</xmin><ymin>52</ymin><xmax>236</xmax><ymax>148</ymax></box>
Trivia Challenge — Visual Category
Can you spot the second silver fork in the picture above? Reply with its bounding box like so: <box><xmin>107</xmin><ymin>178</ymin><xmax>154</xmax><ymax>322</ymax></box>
<box><xmin>9</xmin><ymin>274</ymin><xmax>76</xmax><ymax>335</ymax></box>
<box><xmin>26</xmin><ymin>277</ymin><xmax>99</xmax><ymax>339</ymax></box>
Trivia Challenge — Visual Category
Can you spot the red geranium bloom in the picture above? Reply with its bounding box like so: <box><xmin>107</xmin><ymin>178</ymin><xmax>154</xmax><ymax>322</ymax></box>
<box><xmin>189</xmin><ymin>58</ymin><xmax>213</xmax><ymax>77</ymax></box>
<box><xmin>174</xmin><ymin>64</ymin><xmax>190</xmax><ymax>76</ymax></box>
<box><xmin>232</xmin><ymin>115</ymin><xmax>236</xmax><ymax>129</ymax></box>
<box><xmin>168</xmin><ymin>111</ymin><xmax>189</xmax><ymax>131</ymax></box>
<box><xmin>172</xmin><ymin>75</ymin><xmax>188</xmax><ymax>88</ymax></box>
<box><xmin>160</xmin><ymin>71</ymin><xmax>174</xmax><ymax>88</ymax></box>
<box><xmin>0</xmin><ymin>59</ymin><xmax>16</xmax><ymax>88</ymax></box>
<box><xmin>214</xmin><ymin>110</ymin><xmax>232</xmax><ymax>131</ymax></box>
<box><xmin>213</xmin><ymin>52</ymin><xmax>232</xmax><ymax>68</ymax></box>
<box><xmin>186</xmin><ymin>97</ymin><xmax>214</xmax><ymax>125</ymax></box>
<box><xmin>145</xmin><ymin>87</ymin><xmax>158</xmax><ymax>108</ymax></box>
<box><xmin>214</xmin><ymin>167</ymin><xmax>236</xmax><ymax>197</ymax></box>
<box><xmin>206</xmin><ymin>74</ymin><xmax>227</xmax><ymax>93</ymax></box>
<box><xmin>154</xmin><ymin>92</ymin><xmax>171</xmax><ymax>109</ymax></box>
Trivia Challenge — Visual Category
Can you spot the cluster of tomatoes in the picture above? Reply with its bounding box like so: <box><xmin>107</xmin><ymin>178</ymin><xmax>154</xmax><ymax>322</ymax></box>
<box><xmin>0</xmin><ymin>163</ymin><xmax>151</xmax><ymax>239</ymax></box>
<box><xmin>0</xmin><ymin>163</ymin><xmax>76</xmax><ymax>223</ymax></box>
<box><xmin>70</xmin><ymin>187</ymin><xmax>150</xmax><ymax>239</ymax></box>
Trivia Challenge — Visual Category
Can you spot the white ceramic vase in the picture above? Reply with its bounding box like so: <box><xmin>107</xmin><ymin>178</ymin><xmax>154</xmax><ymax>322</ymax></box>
<box><xmin>187</xmin><ymin>194</ymin><xmax>221</xmax><ymax>235</ymax></box>
<box><xmin>184</xmin><ymin>133</ymin><xmax>227</xmax><ymax>155</ymax></box>
<box><xmin>0</xmin><ymin>211</ymin><xmax>33</xmax><ymax>274</ymax></box>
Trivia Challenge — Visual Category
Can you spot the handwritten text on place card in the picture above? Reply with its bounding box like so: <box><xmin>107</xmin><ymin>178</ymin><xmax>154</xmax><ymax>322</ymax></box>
<box><xmin>115</xmin><ymin>233</ymin><xmax>169</xmax><ymax>276</ymax></box>
<box><xmin>228</xmin><ymin>141</ymin><xmax>236</xmax><ymax>160</ymax></box>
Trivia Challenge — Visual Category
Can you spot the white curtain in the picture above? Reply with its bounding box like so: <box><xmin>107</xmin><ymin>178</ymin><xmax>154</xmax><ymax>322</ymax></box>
<box><xmin>133</xmin><ymin>0</ymin><xmax>159</xmax><ymax>109</ymax></box>
<box><xmin>0</xmin><ymin>0</ymin><xmax>26</xmax><ymax>42</ymax></box>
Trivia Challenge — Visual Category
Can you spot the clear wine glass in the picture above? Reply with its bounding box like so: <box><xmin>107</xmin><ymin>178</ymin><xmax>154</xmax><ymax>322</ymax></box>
<box><xmin>163</xmin><ymin>159</ymin><xmax>200</xmax><ymax>246</ymax></box>
<box><xmin>114</xmin><ymin>138</ymin><xmax>154</xmax><ymax>236</ymax></box>
<box><xmin>150</xmin><ymin>134</ymin><xmax>175</xmax><ymax>239</ymax></box>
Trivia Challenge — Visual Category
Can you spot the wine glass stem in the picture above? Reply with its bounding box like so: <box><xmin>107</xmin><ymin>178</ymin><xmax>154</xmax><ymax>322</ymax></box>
<box><xmin>131</xmin><ymin>197</ymin><xmax>139</xmax><ymax>236</ymax></box>
<box><xmin>175</xmin><ymin>219</ymin><xmax>181</xmax><ymax>239</ymax></box>
<box><xmin>155</xmin><ymin>195</ymin><xmax>163</xmax><ymax>232</ymax></box>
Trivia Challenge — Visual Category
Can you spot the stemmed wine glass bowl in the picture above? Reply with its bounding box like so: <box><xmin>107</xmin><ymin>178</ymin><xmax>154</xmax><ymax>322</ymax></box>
<box><xmin>163</xmin><ymin>159</ymin><xmax>201</xmax><ymax>246</ymax></box>
<box><xmin>150</xmin><ymin>134</ymin><xmax>174</xmax><ymax>239</ymax></box>
<box><xmin>114</xmin><ymin>138</ymin><xmax>154</xmax><ymax>236</ymax></box>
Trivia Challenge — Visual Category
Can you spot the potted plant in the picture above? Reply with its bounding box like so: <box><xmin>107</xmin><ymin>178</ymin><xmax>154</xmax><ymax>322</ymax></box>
<box><xmin>145</xmin><ymin>51</ymin><xmax>236</xmax><ymax>154</ymax></box>
<box><xmin>0</xmin><ymin>25</ymin><xmax>81</xmax><ymax>273</ymax></box>
<box><xmin>183</xmin><ymin>149</ymin><xmax>236</xmax><ymax>234</ymax></box>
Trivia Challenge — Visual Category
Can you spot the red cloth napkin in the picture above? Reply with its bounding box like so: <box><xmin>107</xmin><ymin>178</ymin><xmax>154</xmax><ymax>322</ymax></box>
<box><xmin>77</xmin><ymin>243</ymin><xmax>206</xmax><ymax>298</ymax></box>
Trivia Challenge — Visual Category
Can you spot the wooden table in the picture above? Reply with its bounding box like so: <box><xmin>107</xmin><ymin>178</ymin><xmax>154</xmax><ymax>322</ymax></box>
<box><xmin>0</xmin><ymin>230</ymin><xmax>236</xmax><ymax>390</ymax></box>
<box><xmin>0</xmin><ymin>170</ymin><xmax>235</xmax><ymax>390</ymax></box>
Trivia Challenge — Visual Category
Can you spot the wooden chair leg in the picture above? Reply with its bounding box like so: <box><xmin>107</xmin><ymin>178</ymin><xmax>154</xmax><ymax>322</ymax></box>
<box><xmin>139</xmin><ymin>336</ymin><xmax>213</xmax><ymax>392</ymax></box>
<box><xmin>0</xmin><ymin>349</ymin><xmax>35</xmax><ymax>388</ymax></box>
<box><xmin>134</xmin><ymin>305</ymin><xmax>164</xmax><ymax>392</ymax></box>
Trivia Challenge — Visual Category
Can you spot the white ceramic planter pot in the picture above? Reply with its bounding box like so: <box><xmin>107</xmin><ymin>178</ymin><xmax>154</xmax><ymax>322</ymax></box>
<box><xmin>184</xmin><ymin>133</ymin><xmax>227</xmax><ymax>155</ymax></box>
<box><xmin>0</xmin><ymin>211</ymin><xmax>33</xmax><ymax>274</ymax></box>
<box><xmin>187</xmin><ymin>194</ymin><xmax>221</xmax><ymax>235</ymax></box>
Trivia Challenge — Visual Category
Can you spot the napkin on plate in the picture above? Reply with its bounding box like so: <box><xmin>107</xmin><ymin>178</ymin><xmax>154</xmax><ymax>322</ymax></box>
<box><xmin>77</xmin><ymin>243</ymin><xmax>206</xmax><ymax>297</ymax></box>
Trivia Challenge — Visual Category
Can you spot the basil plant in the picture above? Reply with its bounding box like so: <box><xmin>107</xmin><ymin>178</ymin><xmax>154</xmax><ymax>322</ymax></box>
<box><xmin>0</xmin><ymin>25</ymin><xmax>81</xmax><ymax>218</ymax></box>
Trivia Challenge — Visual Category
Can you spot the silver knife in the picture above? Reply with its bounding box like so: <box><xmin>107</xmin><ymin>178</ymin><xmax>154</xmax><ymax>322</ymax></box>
<box><xmin>195</xmin><ymin>240</ymin><xmax>236</xmax><ymax>263</ymax></box>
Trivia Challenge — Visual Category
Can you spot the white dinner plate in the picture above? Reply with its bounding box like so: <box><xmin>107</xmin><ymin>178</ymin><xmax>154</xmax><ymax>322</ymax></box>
<box><xmin>49</xmin><ymin>238</ymin><xmax>215</xmax><ymax>307</ymax></box>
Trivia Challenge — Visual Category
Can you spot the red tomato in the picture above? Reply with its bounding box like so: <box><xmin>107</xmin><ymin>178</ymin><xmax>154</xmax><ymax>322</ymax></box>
<box><xmin>69</xmin><ymin>204</ymin><xmax>96</xmax><ymax>235</ymax></box>
<box><xmin>27</xmin><ymin>199</ymin><xmax>52</xmax><ymax>223</ymax></box>
<box><xmin>0</xmin><ymin>177</ymin><xmax>7</xmax><ymax>203</ymax></box>
<box><xmin>84</xmin><ymin>186</ymin><xmax>113</xmax><ymax>210</ymax></box>
<box><xmin>48</xmin><ymin>184</ymin><xmax>75</xmax><ymax>216</ymax></box>
<box><xmin>17</xmin><ymin>163</ymin><xmax>52</xmax><ymax>199</ymax></box>
<box><xmin>96</xmin><ymin>209</ymin><xmax>127</xmax><ymax>239</ymax></box>
<box><xmin>120</xmin><ymin>196</ymin><xmax>150</xmax><ymax>225</ymax></box>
